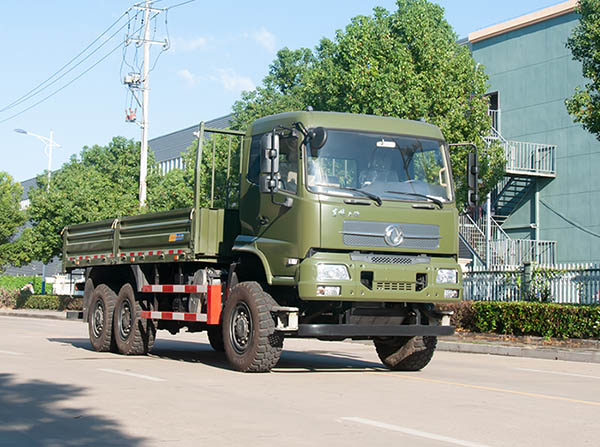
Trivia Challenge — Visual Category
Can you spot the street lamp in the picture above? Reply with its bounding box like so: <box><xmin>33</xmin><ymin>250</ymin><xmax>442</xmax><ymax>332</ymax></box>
<box><xmin>14</xmin><ymin>128</ymin><xmax>62</xmax><ymax>294</ymax></box>
<box><xmin>14</xmin><ymin>128</ymin><xmax>61</xmax><ymax>192</ymax></box>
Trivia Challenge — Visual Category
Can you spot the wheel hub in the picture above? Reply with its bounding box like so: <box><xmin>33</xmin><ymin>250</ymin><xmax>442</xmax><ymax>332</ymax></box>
<box><xmin>118</xmin><ymin>300</ymin><xmax>132</xmax><ymax>340</ymax></box>
<box><xmin>92</xmin><ymin>302</ymin><xmax>104</xmax><ymax>338</ymax></box>
<box><xmin>230</xmin><ymin>302</ymin><xmax>252</xmax><ymax>354</ymax></box>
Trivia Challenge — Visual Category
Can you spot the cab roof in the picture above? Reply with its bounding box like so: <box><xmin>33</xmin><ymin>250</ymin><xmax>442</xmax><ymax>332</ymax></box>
<box><xmin>250</xmin><ymin>111</ymin><xmax>445</xmax><ymax>141</ymax></box>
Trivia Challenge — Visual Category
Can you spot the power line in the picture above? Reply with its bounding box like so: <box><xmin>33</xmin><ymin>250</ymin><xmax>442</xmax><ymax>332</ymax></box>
<box><xmin>0</xmin><ymin>42</ymin><xmax>125</xmax><ymax>125</ymax></box>
<box><xmin>0</xmin><ymin>13</ymin><xmax>158</xmax><ymax>126</ymax></box>
<box><xmin>166</xmin><ymin>0</ymin><xmax>197</xmax><ymax>10</ymax></box>
<box><xmin>0</xmin><ymin>11</ymin><xmax>130</xmax><ymax>114</ymax></box>
<box><xmin>1</xmin><ymin>17</ymin><xmax>136</xmax><ymax>114</ymax></box>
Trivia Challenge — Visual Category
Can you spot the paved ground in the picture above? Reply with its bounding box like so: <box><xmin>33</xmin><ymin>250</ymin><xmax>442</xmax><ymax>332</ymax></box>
<box><xmin>1</xmin><ymin>315</ymin><xmax>599</xmax><ymax>447</ymax></box>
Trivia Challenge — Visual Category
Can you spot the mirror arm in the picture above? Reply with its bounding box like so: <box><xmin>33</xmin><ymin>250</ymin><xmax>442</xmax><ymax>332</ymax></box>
<box><xmin>271</xmin><ymin>195</ymin><xmax>293</xmax><ymax>208</ymax></box>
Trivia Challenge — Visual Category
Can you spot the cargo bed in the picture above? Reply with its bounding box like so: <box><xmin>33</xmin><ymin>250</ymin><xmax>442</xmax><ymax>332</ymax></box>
<box><xmin>63</xmin><ymin>207</ymin><xmax>239</xmax><ymax>271</ymax></box>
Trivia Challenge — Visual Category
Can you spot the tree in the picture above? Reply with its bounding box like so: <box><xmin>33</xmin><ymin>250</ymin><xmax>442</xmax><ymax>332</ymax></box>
<box><xmin>231</xmin><ymin>47</ymin><xmax>314</xmax><ymax>129</ymax></box>
<box><xmin>147</xmin><ymin>133</ymin><xmax>242</xmax><ymax>211</ymax></box>
<box><xmin>566</xmin><ymin>0</ymin><xmax>600</xmax><ymax>140</ymax></box>
<box><xmin>0</xmin><ymin>172</ymin><xmax>26</xmax><ymax>269</ymax></box>
<box><xmin>19</xmin><ymin>137</ymin><xmax>159</xmax><ymax>262</ymax></box>
<box><xmin>232</xmin><ymin>0</ymin><xmax>505</xmax><ymax>206</ymax></box>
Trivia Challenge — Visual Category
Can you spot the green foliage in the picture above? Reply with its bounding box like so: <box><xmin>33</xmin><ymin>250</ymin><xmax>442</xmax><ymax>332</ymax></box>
<box><xmin>566</xmin><ymin>0</ymin><xmax>600</xmax><ymax>140</ymax></box>
<box><xmin>527</xmin><ymin>267</ymin><xmax>564</xmax><ymax>303</ymax></box>
<box><xmin>148</xmin><ymin>133</ymin><xmax>242</xmax><ymax>212</ymax></box>
<box><xmin>13</xmin><ymin>137</ymin><xmax>160</xmax><ymax>263</ymax></box>
<box><xmin>0</xmin><ymin>172</ymin><xmax>26</xmax><ymax>270</ymax></box>
<box><xmin>0</xmin><ymin>275</ymin><xmax>43</xmax><ymax>293</ymax></box>
<box><xmin>442</xmin><ymin>301</ymin><xmax>600</xmax><ymax>339</ymax></box>
<box><xmin>232</xmin><ymin>0</ymin><xmax>505</xmax><ymax>207</ymax></box>
<box><xmin>231</xmin><ymin>47</ymin><xmax>314</xmax><ymax>129</ymax></box>
<box><xmin>17</xmin><ymin>294</ymin><xmax>60</xmax><ymax>310</ymax></box>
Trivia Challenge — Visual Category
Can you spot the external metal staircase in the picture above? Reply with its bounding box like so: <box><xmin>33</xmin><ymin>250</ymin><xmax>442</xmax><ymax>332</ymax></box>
<box><xmin>459</xmin><ymin>110</ymin><xmax>557</xmax><ymax>269</ymax></box>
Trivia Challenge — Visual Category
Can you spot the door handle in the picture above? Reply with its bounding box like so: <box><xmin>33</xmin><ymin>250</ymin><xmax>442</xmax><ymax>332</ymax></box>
<box><xmin>257</xmin><ymin>216</ymin><xmax>270</xmax><ymax>225</ymax></box>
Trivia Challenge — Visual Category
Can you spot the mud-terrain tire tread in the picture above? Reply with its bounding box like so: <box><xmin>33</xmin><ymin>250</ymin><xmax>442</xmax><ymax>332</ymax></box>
<box><xmin>223</xmin><ymin>281</ymin><xmax>283</xmax><ymax>372</ymax></box>
<box><xmin>374</xmin><ymin>336</ymin><xmax>437</xmax><ymax>371</ymax></box>
<box><xmin>113</xmin><ymin>283</ymin><xmax>155</xmax><ymax>355</ymax></box>
<box><xmin>82</xmin><ymin>278</ymin><xmax>95</xmax><ymax>323</ymax></box>
<box><xmin>207</xmin><ymin>325</ymin><xmax>225</xmax><ymax>352</ymax></box>
<box><xmin>88</xmin><ymin>284</ymin><xmax>117</xmax><ymax>352</ymax></box>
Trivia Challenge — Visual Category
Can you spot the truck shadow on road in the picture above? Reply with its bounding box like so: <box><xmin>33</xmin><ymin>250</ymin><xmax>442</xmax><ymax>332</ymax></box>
<box><xmin>0</xmin><ymin>373</ymin><xmax>146</xmax><ymax>446</ymax></box>
<box><xmin>49</xmin><ymin>337</ymin><xmax>385</xmax><ymax>373</ymax></box>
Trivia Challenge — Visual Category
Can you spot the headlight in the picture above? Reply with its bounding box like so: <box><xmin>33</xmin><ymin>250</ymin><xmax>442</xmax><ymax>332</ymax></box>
<box><xmin>316</xmin><ymin>264</ymin><xmax>350</xmax><ymax>281</ymax></box>
<box><xmin>436</xmin><ymin>268</ymin><xmax>457</xmax><ymax>284</ymax></box>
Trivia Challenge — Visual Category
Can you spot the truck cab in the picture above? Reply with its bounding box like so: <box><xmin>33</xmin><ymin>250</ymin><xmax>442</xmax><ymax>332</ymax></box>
<box><xmin>236</xmin><ymin>111</ymin><xmax>461</xmax><ymax>304</ymax></box>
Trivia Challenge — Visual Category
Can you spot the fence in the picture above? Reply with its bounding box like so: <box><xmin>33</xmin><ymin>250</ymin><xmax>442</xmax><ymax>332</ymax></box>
<box><xmin>504</xmin><ymin>141</ymin><xmax>556</xmax><ymax>176</ymax></box>
<box><xmin>463</xmin><ymin>263</ymin><xmax>600</xmax><ymax>305</ymax></box>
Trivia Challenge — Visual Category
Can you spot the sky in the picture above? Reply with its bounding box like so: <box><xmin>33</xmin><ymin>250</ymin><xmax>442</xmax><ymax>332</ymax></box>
<box><xmin>0</xmin><ymin>0</ymin><xmax>568</xmax><ymax>182</ymax></box>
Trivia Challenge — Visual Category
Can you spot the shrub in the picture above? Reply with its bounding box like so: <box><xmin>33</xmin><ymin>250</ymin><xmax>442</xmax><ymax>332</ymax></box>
<box><xmin>59</xmin><ymin>296</ymin><xmax>83</xmax><ymax>311</ymax></box>
<box><xmin>13</xmin><ymin>293</ymin><xmax>82</xmax><ymax>311</ymax></box>
<box><xmin>18</xmin><ymin>294</ymin><xmax>60</xmax><ymax>310</ymax></box>
<box><xmin>0</xmin><ymin>276</ymin><xmax>43</xmax><ymax>293</ymax></box>
<box><xmin>441</xmin><ymin>301</ymin><xmax>600</xmax><ymax>339</ymax></box>
<box><xmin>438</xmin><ymin>301</ymin><xmax>475</xmax><ymax>329</ymax></box>
<box><xmin>0</xmin><ymin>287</ymin><xmax>19</xmax><ymax>308</ymax></box>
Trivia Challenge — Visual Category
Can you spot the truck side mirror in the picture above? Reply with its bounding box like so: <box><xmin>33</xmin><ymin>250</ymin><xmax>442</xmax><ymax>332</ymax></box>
<box><xmin>309</xmin><ymin>127</ymin><xmax>327</xmax><ymax>150</ymax></box>
<box><xmin>467</xmin><ymin>152</ymin><xmax>479</xmax><ymax>207</ymax></box>
<box><xmin>259</xmin><ymin>132</ymin><xmax>280</xmax><ymax>194</ymax></box>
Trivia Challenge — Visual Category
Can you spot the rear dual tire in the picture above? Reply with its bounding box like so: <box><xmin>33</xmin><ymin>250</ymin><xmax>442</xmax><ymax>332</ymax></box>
<box><xmin>88</xmin><ymin>283</ymin><xmax>155</xmax><ymax>355</ymax></box>
<box><xmin>113</xmin><ymin>284</ymin><xmax>155</xmax><ymax>355</ymax></box>
<box><xmin>88</xmin><ymin>284</ymin><xmax>117</xmax><ymax>352</ymax></box>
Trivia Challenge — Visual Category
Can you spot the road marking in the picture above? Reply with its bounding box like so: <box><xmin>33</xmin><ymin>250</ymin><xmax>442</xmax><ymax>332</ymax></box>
<box><xmin>99</xmin><ymin>368</ymin><xmax>166</xmax><ymax>382</ymax></box>
<box><xmin>339</xmin><ymin>417</ymin><xmax>490</xmax><ymax>447</ymax></box>
<box><xmin>0</xmin><ymin>350</ymin><xmax>24</xmax><ymax>355</ymax></box>
<box><xmin>514</xmin><ymin>367</ymin><xmax>600</xmax><ymax>380</ymax></box>
<box><xmin>377</xmin><ymin>373</ymin><xmax>600</xmax><ymax>407</ymax></box>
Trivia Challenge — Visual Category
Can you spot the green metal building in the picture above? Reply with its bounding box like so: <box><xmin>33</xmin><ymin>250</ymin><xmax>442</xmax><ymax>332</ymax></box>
<box><xmin>462</xmin><ymin>0</ymin><xmax>600</xmax><ymax>266</ymax></box>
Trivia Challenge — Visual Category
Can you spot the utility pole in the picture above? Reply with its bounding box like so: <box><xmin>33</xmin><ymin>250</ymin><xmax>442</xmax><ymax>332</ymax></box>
<box><xmin>14</xmin><ymin>128</ymin><xmax>61</xmax><ymax>294</ymax></box>
<box><xmin>125</xmin><ymin>0</ymin><xmax>168</xmax><ymax>208</ymax></box>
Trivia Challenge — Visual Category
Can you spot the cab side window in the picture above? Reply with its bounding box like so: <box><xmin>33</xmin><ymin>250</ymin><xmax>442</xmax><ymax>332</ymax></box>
<box><xmin>278</xmin><ymin>135</ymin><xmax>298</xmax><ymax>193</ymax></box>
<box><xmin>247</xmin><ymin>135</ymin><xmax>261</xmax><ymax>184</ymax></box>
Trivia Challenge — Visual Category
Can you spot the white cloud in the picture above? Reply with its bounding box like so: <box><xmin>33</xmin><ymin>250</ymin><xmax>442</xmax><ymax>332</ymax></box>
<box><xmin>177</xmin><ymin>68</ymin><xmax>197</xmax><ymax>86</ymax></box>
<box><xmin>213</xmin><ymin>69</ymin><xmax>255</xmax><ymax>92</ymax></box>
<box><xmin>170</xmin><ymin>36</ymin><xmax>209</xmax><ymax>52</ymax></box>
<box><xmin>252</xmin><ymin>27</ymin><xmax>276</xmax><ymax>53</ymax></box>
<box><xmin>177</xmin><ymin>67</ymin><xmax>255</xmax><ymax>92</ymax></box>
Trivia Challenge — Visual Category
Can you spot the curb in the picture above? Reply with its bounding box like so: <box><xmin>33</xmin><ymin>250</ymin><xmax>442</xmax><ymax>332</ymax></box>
<box><xmin>0</xmin><ymin>310</ymin><xmax>82</xmax><ymax>321</ymax></box>
<box><xmin>438</xmin><ymin>340</ymin><xmax>600</xmax><ymax>364</ymax></box>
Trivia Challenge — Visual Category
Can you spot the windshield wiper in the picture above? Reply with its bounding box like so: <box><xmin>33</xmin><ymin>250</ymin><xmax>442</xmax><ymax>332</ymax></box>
<box><xmin>316</xmin><ymin>184</ymin><xmax>382</xmax><ymax>206</ymax></box>
<box><xmin>385</xmin><ymin>190</ymin><xmax>444</xmax><ymax>208</ymax></box>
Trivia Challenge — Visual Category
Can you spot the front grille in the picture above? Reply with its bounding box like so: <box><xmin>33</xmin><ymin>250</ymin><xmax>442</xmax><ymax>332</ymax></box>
<box><xmin>351</xmin><ymin>253</ymin><xmax>430</xmax><ymax>265</ymax></box>
<box><xmin>375</xmin><ymin>281</ymin><xmax>413</xmax><ymax>292</ymax></box>
<box><xmin>342</xmin><ymin>220</ymin><xmax>440</xmax><ymax>249</ymax></box>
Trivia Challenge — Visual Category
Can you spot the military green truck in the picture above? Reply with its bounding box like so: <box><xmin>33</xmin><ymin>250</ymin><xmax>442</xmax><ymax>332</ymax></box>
<box><xmin>63</xmin><ymin>111</ymin><xmax>474</xmax><ymax>373</ymax></box>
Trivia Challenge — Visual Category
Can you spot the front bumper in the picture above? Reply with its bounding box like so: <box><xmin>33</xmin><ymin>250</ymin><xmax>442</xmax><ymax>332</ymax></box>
<box><xmin>295</xmin><ymin>323</ymin><xmax>454</xmax><ymax>338</ymax></box>
<box><xmin>297</xmin><ymin>252</ymin><xmax>462</xmax><ymax>303</ymax></box>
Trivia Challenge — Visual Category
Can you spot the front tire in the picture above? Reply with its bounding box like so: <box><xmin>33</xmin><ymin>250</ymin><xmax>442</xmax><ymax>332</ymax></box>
<box><xmin>222</xmin><ymin>282</ymin><xmax>283</xmax><ymax>372</ymax></box>
<box><xmin>374</xmin><ymin>336</ymin><xmax>437</xmax><ymax>371</ymax></box>
<box><xmin>88</xmin><ymin>284</ymin><xmax>117</xmax><ymax>352</ymax></box>
<box><xmin>113</xmin><ymin>283</ymin><xmax>155</xmax><ymax>355</ymax></box>
<box><xmin>207</xmin><ymin>325</ymin><xmax>225</xmax><ymax>352</ymax></box>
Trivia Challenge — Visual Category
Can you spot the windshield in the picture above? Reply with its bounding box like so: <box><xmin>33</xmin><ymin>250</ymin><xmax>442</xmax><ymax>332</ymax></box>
<box><xmin>305</xmin><ymin>129</ymin><xmax>453</xmax><ymax>203</ymax></box>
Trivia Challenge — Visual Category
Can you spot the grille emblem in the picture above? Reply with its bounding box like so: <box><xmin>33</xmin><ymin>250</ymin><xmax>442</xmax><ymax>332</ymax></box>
<box><xmin>384</xmin><ymin>224</ymin><xmax>404</xmax><ymax>247</ymax></box>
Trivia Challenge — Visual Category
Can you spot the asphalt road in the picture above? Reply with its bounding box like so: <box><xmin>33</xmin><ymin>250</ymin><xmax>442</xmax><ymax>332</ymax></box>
<box><xmin>1</xmin><ymin>316</ymin><xmax>599</xmax><ymax>447</ymax></box>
